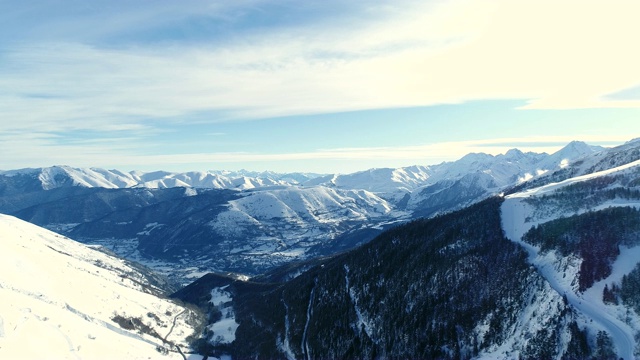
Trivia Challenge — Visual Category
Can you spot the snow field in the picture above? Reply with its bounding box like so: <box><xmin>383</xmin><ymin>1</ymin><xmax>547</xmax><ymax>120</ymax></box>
<box><xmin>207</xmin><ymin>286</ymin><xmax>239</xmax><ymax>345</ymax></box>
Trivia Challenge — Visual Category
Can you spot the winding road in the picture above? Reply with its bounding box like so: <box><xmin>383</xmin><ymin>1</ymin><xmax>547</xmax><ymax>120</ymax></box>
<box><xmin>163</xmin><ymin>309</ymin><xmax>188</xmax><ymax>360</ymax></box>
<box><xmin>501</xmin><ymin>199</ymin><xmax>636</xmax><ymax>360</ymax></box>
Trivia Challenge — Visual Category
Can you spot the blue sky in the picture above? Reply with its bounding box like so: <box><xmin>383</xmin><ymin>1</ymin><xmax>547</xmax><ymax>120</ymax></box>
<box><xmin>1</xmin><ymin>0</ymin><xmax>640</xmax><ymax>173</ymax></box>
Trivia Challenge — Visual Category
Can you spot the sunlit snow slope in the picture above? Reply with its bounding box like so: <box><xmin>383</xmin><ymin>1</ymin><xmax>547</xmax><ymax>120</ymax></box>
<box><xmin>0</xmin><ymin>214</ymin><xmax>202</xmax><ymax>360</ymax></box>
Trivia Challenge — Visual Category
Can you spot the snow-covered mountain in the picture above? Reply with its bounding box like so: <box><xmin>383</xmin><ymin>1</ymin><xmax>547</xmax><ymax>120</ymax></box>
<box><xmin>186</xmin><ymin>198</ymin><xmax>585</xmax><ymax>359</ymax></box>
<box><xmin>0</xmin><ymin>214</ymin><xmax>204</xmax><ymax>359</ymax></box>
<box><xmin>0</xmin><ymin>140</ymin><xmax>602</xmax><ymax>198</ymax></box>
<box><xmin>308</xmin><ymin>141</ymin><xmax>603</xmax><ymax>211</ymax></box>
<box><xmin>0</xmin><ymin>166</ymin><xmax>321</xmax><ymax>191</ymax></box>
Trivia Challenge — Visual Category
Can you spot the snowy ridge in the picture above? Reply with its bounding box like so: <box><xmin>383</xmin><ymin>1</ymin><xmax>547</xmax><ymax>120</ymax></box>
<box><xmin>1</xmin><ymin>166</ymin><xmax>322</xmax><ymax>191</ymax></box>
<box><xmin>426</xmin><ymin>142</ymin><xmax>597</xmax><ymax>189</ymax></box>
<box><xmin>569</xmin><ymin>138</ymin><xmax>640</xmax><ymax>176</ymax></box>
<box><xmin>507</xmin><ymin>158</ymin><xmax>640</xmax><ymax>200</ymax></box>
<box><xmin>306</xmin><ymin>165</ymin><xmax>433</xmax><ymax>196</ymax></box>
<box><xmin>229</xmin><ymin>186</ymin><xmax>393</xmax><ymax>222</ymax></box>
<box><xmin>303</xmin><ymin>141</ymin><xmax>603</xmax><ymax>207</ymax></box>
<box><xmin>209</xmin><ymin>186</ymin><xmax>401</xmax><ymax>259</ymax></box>
<box><xmin>0</xmin><ymin>214</ymin><xmax>202</xmax><ymax>359</ymax></box>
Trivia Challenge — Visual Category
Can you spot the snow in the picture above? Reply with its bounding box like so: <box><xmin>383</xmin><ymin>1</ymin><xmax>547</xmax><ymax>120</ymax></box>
<box><xmin>0</xmin><ymin>214</ymin><xmax>202</xmax><ymax>359</ymax></box>
<box><xmin>280</xmin><ymin>299</ymin><xmax>296</xmax><ymax>360</ymax></box>
<box><xmin>344</xmin><ymin>265</ymin><xmax>376</xmax><ymax>343</ymax></box>
<box><xmin>207</xmin><ymin>286</ymin><xmax>239</xmax><ymax>345</ymax></box>
<box><xmin>507</xmin><ymin>158</ymin><xmax>640</xmax><ymax>200</ymax></box>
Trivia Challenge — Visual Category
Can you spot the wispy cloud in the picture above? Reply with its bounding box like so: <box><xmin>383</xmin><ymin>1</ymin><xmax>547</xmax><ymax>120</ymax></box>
<box><xmin>2</xmin><ymin>0</ymin><xmax>639</xmax><ymax>136</ymax></box>
<box><xmin>1</xmin><ymin>0</ymin><xmax>639</xmax><ymax>172</ymax></box>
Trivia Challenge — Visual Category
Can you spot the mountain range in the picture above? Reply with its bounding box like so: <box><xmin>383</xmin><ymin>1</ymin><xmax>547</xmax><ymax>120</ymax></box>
<box><xmin>173</xmin><ymin>138</ymin><xmax>640</xmax><ymax>359</ymax></box>
<box><xmin>3</xmin><ymin>138</ymin><xmax>640</xmax><ymax>359</ymax></box>
<box><xmin>0</xmin><ymin>140</ymin><xmax>603</xmax><ymax>280</ymax></box>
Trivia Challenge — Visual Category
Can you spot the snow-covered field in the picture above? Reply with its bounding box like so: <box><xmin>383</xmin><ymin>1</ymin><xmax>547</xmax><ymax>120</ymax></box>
<box><xmin>0</xmin><ymin>214</ymin><xmax>204</xmax><ymax>359</ymax></box>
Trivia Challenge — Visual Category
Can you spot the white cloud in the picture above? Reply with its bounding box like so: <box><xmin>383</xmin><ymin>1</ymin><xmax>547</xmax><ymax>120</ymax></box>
<box><xmin>2</xmin><ymin>0</ymin><xmax>640</xmax><ymax>135</ymax></box>
<box><xmin>1</xmin><ymin>0</ymin><xmax>639</xmax><ymax>173</ymax></box>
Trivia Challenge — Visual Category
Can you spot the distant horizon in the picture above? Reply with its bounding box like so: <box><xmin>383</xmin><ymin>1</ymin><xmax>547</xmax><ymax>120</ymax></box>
<box><xmin>2</xmin><ymin>137</ymin><xmax>630</xmax><ymax>175</ymax></box>
<box><xmin>2</xmin><ymin>1</ymin><xmax>639</xmax><ymax>173</ymax></box>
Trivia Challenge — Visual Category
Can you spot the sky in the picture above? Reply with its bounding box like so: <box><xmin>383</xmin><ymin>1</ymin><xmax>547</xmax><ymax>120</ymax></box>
<box><xmin>1</xmin><ymin>0</ymin><xmax>640</xmax><ymax>174</ymax></box>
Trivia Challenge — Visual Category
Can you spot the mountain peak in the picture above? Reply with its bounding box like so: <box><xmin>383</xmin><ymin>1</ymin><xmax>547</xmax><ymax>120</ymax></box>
<box><xmin>459</xmin><ymin>152</ymin><xmax>495</xmax><ymax>163</ymax></box>
<box><xmin>552</xmin><ymin>140</ymin><xmax>602</xmax><ymax>159</ymax></box>
<box><xmin>565</xmin><ymin>140</ymin><xmax>589</xmax><ymax>149</ymax></box>
<box><xmin>504</xmin><ymin>148</ymin><xmax>525</xmax><ymax>159</ymax></box>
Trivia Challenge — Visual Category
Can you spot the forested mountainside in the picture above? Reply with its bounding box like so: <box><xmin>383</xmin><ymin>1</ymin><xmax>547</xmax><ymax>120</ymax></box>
<box><xmin>500</xmin><ymin>156</ymin><xmax>640</xmax><ymax>360</ymax></box>
<box><xmin>523</xmin><ymin>207</ymin><xmax>640</xmax><ymax>291</ymax></box>
<box><xmin>175</xmin><ymin>198</ymin><xmax>590</xmax><ymax>359</ymax></box>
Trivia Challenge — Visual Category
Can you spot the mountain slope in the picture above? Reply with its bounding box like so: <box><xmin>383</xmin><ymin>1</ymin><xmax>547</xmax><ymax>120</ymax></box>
<box><xmin>0</xmin><ymin>214</ymin><xmax>203</xmax><ymax>359</ymax></box>
<box><xmin>502</xmin><ymin>157</ymin><xmax>640</xmax><ymax>359</ymax></box>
